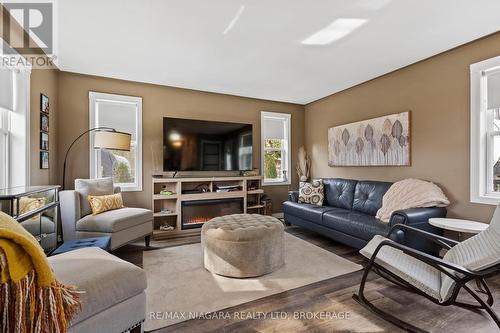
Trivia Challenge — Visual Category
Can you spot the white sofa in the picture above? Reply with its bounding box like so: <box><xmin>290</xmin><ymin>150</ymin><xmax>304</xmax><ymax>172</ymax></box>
<box><xmin>60</xmin><ymin>178</ymin><xmax>153</xmax><ymax>250</ymax></box>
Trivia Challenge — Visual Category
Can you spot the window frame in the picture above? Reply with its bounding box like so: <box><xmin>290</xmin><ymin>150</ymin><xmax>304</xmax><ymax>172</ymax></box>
<box><xmin>261</xmin><ymin>111</ymin><xmax>291</xmax><ymax>186</ymax></box>
<box><xmin>0</xmin><ymin>49</ymin><xmax>30</xmax><ymax>189</ymax></box>
<box><xmin>0</xmin><ymin>107</ymin><xmax>10</xmax><ymax>189</ymax></box>
<box><xmin>470</xmin><ymin>55</ymin><xmax>500</xmax><ymax>205</ymax></box>
<box><xmin>89</xmin><ymin>92</ymin><xmax>143</xmax><ymax>192</ymax></box>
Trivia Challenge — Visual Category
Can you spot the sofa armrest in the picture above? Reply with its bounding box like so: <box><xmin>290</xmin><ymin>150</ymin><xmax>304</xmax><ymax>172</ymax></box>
<box><xmin>389</xmin><ymin>207</ymin><xmax>447</xmax><ymax>227</ymax></box>
<box><xmin>389</xmin><ymin>207</ymin><xmax>447</xmax><ymax>255</ymax></box>
<box><xmin>288</xmin><ymin>191</ymin><xmax>299</xmax><ymax>203</ymax></box>
<box><xmin>60</xmin><ymin>190</ymin><xmax>81</xmax><ymax>241</ymax></box>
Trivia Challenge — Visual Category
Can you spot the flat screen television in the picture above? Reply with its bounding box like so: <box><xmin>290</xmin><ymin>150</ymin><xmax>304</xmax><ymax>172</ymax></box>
<box><xmin>163</xmin><ymin>117</ymin><xmax>253</xmax><ymax>172</ymax></box>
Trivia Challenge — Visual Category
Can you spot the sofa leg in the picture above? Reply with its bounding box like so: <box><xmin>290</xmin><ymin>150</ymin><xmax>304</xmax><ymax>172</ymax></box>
<box><xmin>145</xmin><ymin>235</ymin><xmax>151</xmax><ymax>247</ymax></box>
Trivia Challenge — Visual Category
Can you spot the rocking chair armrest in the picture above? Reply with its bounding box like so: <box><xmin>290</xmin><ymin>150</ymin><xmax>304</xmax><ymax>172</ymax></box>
<box><xmin>370</xmin><ymin>239</ymin><xmax>479</xmax><ymax>279</ymax></box>
<box><xmin>388</xmin><ymin>223</ymin><xmax>459</xmax><ymax>250</ymax></box>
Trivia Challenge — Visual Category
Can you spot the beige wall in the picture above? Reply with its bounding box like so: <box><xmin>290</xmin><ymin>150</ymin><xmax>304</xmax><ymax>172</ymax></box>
<box><xmin>305</xmin><ymin>32</ymin><xmax>500</xmax><ymax>223</ymax></box>
<box><xmin>30</xmin><ymin>68</ymin><xmax>59</xmax><ymax>185</ymax></box>
<box><xmin>57</xmin><ymin>72</ymin><xmax>304</xmax><ymax>210</ymax></box>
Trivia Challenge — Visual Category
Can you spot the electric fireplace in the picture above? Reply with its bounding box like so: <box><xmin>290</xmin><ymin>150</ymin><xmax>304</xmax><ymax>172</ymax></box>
<box><xmin>181</xmin><ymin>198</ymin><xmax>244</xmax><ymax>230</ymax></box>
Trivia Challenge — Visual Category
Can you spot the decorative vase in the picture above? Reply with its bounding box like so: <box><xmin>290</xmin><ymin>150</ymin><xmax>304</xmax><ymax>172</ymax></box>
<box><xmin>296</xmin><ymin>146</ymin><xmax>311</xmax><ymax>183</ymax></box>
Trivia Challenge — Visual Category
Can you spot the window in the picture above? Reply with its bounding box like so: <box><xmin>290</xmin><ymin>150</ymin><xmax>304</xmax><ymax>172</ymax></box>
<box><xmin>0</xmin><ymin>66</ymin><xmax>12</xmax><ymax>188</ymax></box>
<box><xmin>0</xmin><ymin>48</ymin><xmax>30</xmax><ymax>189</ymax></box>
<box><xmin>0</xmin><ymin>108</ymin><xmax>9</xmax><ymax>189</ymax></box>
<box><xmin>471</xmin><ymin>55</ymin><xmax>500</xmax><ymax>204</ymax></box>
<box><xmin>89</xmin><ymin>92</ymin><xmax>143</xmax><ymax>192</ymax></box>
<box><xmin>239</xmin><ymin>132</ymin><xmax>252</xmax><ymax>170</ymax></box>
<box><xmin>261</xmin><ymin>111</ymin><xmax>291</xmax><ymax>185</ymax></box>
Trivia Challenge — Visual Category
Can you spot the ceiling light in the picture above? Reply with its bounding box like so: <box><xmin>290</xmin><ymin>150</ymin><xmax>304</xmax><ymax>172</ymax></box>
<box><xmin>223</xmin><ymin>5</ymin><xmax>245</xmax><ymax>35</ymax></box>
<box><xmin>301</xmin><ymin>18</ymin><xmax>367</xmax><ymax>45</ymax></box>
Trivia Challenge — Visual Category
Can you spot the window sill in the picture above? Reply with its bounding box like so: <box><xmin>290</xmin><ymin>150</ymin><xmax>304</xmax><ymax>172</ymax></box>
<box><xmin>471</xmin><ymin>194</ymin><xmax>500</xmax><ymax>205</ymax></box>
<box><xmin>118</xmin><ymin>186</ymin><xmax>143</xmax><ymax>192</ymax></box>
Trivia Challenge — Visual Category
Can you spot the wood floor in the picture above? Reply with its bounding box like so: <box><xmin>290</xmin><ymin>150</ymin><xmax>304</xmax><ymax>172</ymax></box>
<box><xmin>113</xmin><ymin>226</ymin><xmax>500</xmax><ymax>333</ymax></box>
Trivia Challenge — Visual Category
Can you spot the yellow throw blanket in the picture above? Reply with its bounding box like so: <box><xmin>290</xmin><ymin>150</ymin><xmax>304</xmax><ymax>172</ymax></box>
<box><xmin>0</xmin><ymin>211</ymin><xmax>81</xmax><ymax>333</ymax></box>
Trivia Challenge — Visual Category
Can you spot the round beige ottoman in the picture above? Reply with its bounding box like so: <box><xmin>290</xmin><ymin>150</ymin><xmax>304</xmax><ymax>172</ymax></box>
<box><xmin>201</xmin><ymin>214</ymin><xmax>285</xmax><ymax>278</ymax></box>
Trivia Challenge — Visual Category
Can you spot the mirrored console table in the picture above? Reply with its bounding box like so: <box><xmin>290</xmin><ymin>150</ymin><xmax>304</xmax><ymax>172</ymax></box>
<box><xmin>0</xmin><ymin>185</ymin><xmax>60</xmax><ymax>253</ymax></box>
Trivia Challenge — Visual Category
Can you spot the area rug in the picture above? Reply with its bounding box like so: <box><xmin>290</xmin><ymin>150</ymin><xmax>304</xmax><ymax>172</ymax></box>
<box><xmin>143</xmin><ymin>233</ymin><xmax>362</xmax><ymax>331</ymax></box>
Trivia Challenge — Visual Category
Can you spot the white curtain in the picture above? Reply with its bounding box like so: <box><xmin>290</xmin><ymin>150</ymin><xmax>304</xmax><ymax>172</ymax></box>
<box><xmin>262</xmin><ymin>116</ymin><xmax>285</xmax><ymax>140</ymax></box>
<box><xmin>488</xmin><ymin>71</ymin><xmax>500</xmax><ymax>110</ymax></box>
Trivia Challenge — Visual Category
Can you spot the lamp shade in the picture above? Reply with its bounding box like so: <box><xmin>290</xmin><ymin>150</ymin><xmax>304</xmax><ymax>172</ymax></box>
<box><xmin>94</xmin><ymin>130</ymin><xmax>131</xmax><ymax>151</ymax></box>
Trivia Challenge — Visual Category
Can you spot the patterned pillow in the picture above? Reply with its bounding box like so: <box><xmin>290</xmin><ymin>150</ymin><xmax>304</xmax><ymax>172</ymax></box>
<box><xmin>15</xmin><ymin>197</ymin><xmax>47</xmax><ymax>221</ymax></box>
<box><xmin>88</xmin><ymin>193</ymin><xmax>124</xmax><ymax>215</ymax></box>
<box><xmin>298</xmin><ymin>179</ymin><xmax>324</xmax><ymax>206</ymax></box>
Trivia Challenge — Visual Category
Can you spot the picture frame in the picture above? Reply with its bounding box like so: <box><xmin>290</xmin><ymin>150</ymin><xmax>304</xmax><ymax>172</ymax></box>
<box><xmin>40</xmin><ymin>132</ymin><xmax>49</xmax><ymax>150</ymax></box>
<box><xmin>40</xmin><ymin>93</ymin><xmax>49</xmax><ymax>114</ymax></box>
<box><xmin>40</xmin><ymin>114</ymin><xmax>49</xmax><ymax>132</ymax></box>
<box><xmin>40</xmin><ymin>151</ymin><xmax>49</xmax><ymax>169</ymax></box>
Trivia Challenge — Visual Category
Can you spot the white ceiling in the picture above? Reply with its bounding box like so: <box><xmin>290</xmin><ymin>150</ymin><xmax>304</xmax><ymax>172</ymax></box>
<box><xmin>56</xmin><ymin>0</ymin><xmax>500</xmax><ymax>104</ymax></box>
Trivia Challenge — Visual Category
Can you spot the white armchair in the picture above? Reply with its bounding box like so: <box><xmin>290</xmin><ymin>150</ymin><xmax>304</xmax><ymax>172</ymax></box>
<box><xmin>60</xmin><ymin>178</ymin><xmax>153</xmax><ymax>250</ymax></box>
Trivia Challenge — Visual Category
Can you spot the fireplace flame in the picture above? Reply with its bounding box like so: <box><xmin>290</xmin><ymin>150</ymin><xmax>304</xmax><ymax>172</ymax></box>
<box><xmin>187</xmin><ymin>217</ymin><xmax>211</xmax><ymax>224</ymax></box>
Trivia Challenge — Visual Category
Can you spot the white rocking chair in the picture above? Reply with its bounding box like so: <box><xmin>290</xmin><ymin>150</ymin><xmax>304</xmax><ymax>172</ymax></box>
<box><xmin>353</xmin><ymin>205</ymin><xmax>500</xmax><ymax>332</ymax></box>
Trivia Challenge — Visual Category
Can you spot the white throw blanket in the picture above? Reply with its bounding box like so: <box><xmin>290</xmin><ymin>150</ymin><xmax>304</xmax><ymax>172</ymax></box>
<box><xmin>376</xmin><ymin>178</ymin><xmax>450</xmax><ymax>222</ymax></box>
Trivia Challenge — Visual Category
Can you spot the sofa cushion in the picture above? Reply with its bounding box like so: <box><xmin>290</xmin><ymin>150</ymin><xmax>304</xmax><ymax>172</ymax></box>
<box><xmin>49</xmin><ymin>247</ymin><xmax>147</xmax><ymax>326</ymax></box>
<box><xmin>76</xmin><ymin>207</ymin><xmax>152</xmax><ymax>233</ymax></box>
<box><xmin>352</xmin><ymin>180</ymin><xmax>392</xmax><ymax>216</ymax></box>
<box><xmin>323</xmin><ymin>178</ymin><xmax>357</xmax><ymax>209</ymax></box>
<box><xmin>322</xmin><ymin>210</ymin><xmax>390</xmax><ymax>241</ymax></box>
<box><xmin>75</xmin><ymin>178</ymin><xmax>114</xmax><ymax>217</ymax></box>
<box><xmin>283</xmin><ymin>201</ymin><xmax>338</xmax><ymax>224</ymax></box>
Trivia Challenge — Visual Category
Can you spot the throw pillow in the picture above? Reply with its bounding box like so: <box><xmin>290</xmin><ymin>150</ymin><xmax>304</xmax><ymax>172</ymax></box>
<box><xmin>88</xmin><ymin>193</ymin><xmax>124</xmax><ymax>215</ymax></box>
<box><xmin>298</xmin><ymin>179</ymin><xmax>324</xmax><ymax>205</ymax></box>
<box><xmin>15</xmin><ymin>197</ymin><xmax>47</xmax><ymax>221</ymax></box>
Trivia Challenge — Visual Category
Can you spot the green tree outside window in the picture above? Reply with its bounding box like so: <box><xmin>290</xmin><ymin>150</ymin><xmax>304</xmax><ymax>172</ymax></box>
<box><xmin>264</xmin><ymin>139</ymin><xmax>283</xmax><ymax>180</ymax></box>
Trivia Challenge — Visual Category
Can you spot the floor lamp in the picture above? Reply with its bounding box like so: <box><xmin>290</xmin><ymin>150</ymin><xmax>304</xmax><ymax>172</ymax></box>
<box><xmin>62</xmin><ymin>127</ymin><xmax>131</xmax><ymax>190</ymax></box>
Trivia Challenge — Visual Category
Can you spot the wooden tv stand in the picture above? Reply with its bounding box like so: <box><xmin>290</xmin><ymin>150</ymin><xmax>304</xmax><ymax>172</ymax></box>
<box><xmin>151</xmin><ymin>175</ymin><xmax>264</xmax><ymax>240</ymax></box>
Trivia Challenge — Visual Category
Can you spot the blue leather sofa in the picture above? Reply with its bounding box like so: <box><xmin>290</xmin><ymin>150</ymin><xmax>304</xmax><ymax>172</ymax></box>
<box><xmin>283</xmin><ymin>178</ymin><xmax>447</xmax><ymax>254</ymax></box>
